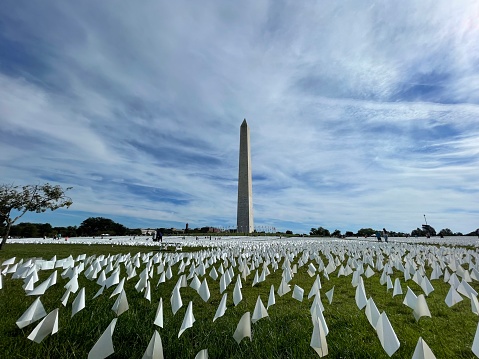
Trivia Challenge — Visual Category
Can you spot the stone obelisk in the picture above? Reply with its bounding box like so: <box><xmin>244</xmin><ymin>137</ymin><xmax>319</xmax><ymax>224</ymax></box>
<box><xmin>237</xmin><ymin>119</ymin><xmax>254</xmax><ymax>234</ymax></box>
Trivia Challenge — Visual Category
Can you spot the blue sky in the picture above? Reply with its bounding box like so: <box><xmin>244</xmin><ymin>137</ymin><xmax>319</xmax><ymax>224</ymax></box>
<box><xmin>1</xmin><ymin>1</ymin><xmax>478</xmax><ymax>234</ymax></box>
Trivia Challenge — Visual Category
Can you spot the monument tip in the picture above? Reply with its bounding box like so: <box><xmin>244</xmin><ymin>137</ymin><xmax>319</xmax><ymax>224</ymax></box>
<box><xmin>241</xmin><ymin>119</ymin><xmax>247</xmax><ymax>126</ymax></box>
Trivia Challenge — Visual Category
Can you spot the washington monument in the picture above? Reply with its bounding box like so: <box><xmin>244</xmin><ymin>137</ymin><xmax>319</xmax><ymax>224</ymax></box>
<box><xmin>237</xmin><ymin>119</ymin><xmax>254</xmax><ymax>233</ymax></box>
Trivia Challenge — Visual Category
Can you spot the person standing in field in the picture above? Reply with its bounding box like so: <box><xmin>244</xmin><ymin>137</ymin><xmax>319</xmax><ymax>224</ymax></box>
<box><xmin>383</xmin><ymin>228</ymin><xmax>389</xmax><ymax>243</ymax></box>
<box><xmin>376</xmin><ymin>231</ymin><xmax>382</xmax><ymax>242</ymax></box>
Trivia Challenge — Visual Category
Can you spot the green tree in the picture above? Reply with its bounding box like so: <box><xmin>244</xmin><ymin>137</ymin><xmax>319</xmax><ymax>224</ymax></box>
<box><xmin>18</xmin><ymin>223</ymin><xmax>39</xmax><ymax>238</ymax></box>
<box><xmin>78</xmin><ymin>217</ymin><xmax>128</xmax><ymax>236</ymax></box>
<box><xmin>357</xmin><ymin>228</ymin><xmax>375</xmax><ymax>237</ymax></box>
<box><xmin>53</xmin><ymin>226</ymin><xmax>78</xmax><ymax>237</ymax></box>
<box><xmin>39</xmin><ymin>223</ymin><xmax>53</xmax><ymax>237</ymax></box>
<box><xmin>332</xmin><ymin>229</ymin><xmax>341</xmax><ymax>237</ymax></box>
<box><xmin>128</xmin><ymin>228</ymin><xmax>142</xmax><ymax>235</ymax></box>
<box><xmin>0</xmin><ymin>183</ymin><xmax>72</xmax><ymax>249</ymax></box>
<box><xmin>411</xmin><ymin>227</ymin><xmax>425</xmax><ymax>237</ymax></box>
<box><xmin>438</xmin><ymin>228</ymin><xmax>453</xmax><ymax>237</ymax></box>
<box><xmin>421</xmin><ymin>225</ymin><xmax>436</xmax><ymax>237</ymax></box>
<box><xmin>310</xmin><ymin>227</ymin><xmax>330</xmax><ymax>237</ymax></box>
<box><xmin>4</xmin><ymin>222</ymin><xmax>54</xmax><ymax>238</ymax></box>
<box><xmin>411</xmin><ymin>226</ymin><xmax>437</xmax><ymax>237</ymax></box>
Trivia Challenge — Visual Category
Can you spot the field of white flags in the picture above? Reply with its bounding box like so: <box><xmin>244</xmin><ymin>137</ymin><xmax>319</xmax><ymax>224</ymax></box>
<box><xmin>1</xmin><ymin>236</ymin><xmax>479</xmax><ymax>358</ymax></box>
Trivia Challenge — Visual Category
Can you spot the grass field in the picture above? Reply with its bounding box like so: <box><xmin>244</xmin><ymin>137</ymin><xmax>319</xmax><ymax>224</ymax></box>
<box><xmin>1</xmin><ymin>239</ymin><xmax>478</xmax><ymax>358</ymax></box>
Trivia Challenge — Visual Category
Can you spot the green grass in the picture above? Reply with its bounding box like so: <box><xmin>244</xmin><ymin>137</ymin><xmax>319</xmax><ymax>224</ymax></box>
<box><xmin>1</xmin><ymin>242</ymin><xmax>478</xmax><ymax>358</ymax></box>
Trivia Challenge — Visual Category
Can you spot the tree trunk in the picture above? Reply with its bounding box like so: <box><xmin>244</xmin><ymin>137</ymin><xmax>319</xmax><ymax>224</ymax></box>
<box><xmin>0</xmin><ymin>223</ymin><xmax>12</xmax><ymax>250</ymax></box>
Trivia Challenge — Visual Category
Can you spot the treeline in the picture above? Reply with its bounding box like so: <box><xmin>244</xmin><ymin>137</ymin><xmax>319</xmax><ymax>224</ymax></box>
<box><xmin>1</xmin><ymin>217</ymin><xmax>142</xmax><ymax>238</ymax></box>
<box><xmin>310</xmin><ymin>226</ymin><xmax>476</xmax><ymax>237</ymax></box>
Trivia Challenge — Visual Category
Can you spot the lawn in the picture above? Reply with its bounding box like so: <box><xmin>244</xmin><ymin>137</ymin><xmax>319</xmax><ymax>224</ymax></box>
<box><xmin>1</xmin><ymin>239</ymin><xmax>478</xmax><ymax>358</ymax></box>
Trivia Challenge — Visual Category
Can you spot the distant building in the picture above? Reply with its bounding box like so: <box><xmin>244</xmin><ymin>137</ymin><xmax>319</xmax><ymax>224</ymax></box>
<box><xmin>200</xmin><ymin>227</ymin><xmax>221</xmax><ymax>233</ymax></box>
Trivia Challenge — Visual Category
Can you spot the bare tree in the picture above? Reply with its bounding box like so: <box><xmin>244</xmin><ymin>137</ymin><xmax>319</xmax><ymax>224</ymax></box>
<box><xmin>0</xmin><ymin>183</ymin><xmax>72</xmax><ymax>249</ymax></box>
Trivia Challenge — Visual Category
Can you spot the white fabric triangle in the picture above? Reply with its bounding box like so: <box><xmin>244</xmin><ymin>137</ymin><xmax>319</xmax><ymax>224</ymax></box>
<box><xmin>311</xmin><ymin>307</ymin><xmax>329</xmax><ymax>336</ymax></box>
<box><xmin>233</xmin><ymin>279</ymin><xmax>243</xmax><ymax>306</ymax></box>
<box><xmin>403</xmin><ymin>286</ymin><xmax>418</xmax><ymax>309</ymax></box>
<box><xmin>88</xmin><ymin>318</ymin><xmax>117</xmax><ymax>359</ymax></box>
<box><xmin>310</xmin><ymin>292</ymin><xmax>324</xmax><ymax>315</ymax></box>
<box><xmin>310</xmin><ymin>316</ymin><xmax>328</xmax><ymax>357</ymax></box>
<box><xmin>420</xmin><ymin>276</ymin><xmax>434</xmax><ymax>296</ymax></box>
<box><xmin>251</xmin><ymin>296</ymin><xmax>268</xmax><ymax>323</ymax></box>
<box><xmin>471</xmin><ymin>295</ymin><xmax>479</xmax><ymax>315</ymax></box>
<box><xmin>325</xmin><ymin>286</ymin><xmax>334</xmax><ymax>304</ymax></box>
<box><xmin>209</xmin><ymin>267</ymin><xmax>218</xmax><ymax>281</ymax></box>
<box><xmin>16</xmin><ymin>297</ymin><xmax>47</xmax><ymax>329</ymax></box>
<box><xmin>189</xmin><ymin>275</ymin><xmax>201</xmax><ymax>292</ymax></box>
<box><xmin>355</xmin><ymin>278</ymin><xmax>367</xmax><ymax>310</ymax></box>
<box><xmin>393</xmin><ymin>278</ymin><xmax>403</xmax><ymax>297</ymax></box>
<box><xmin>213</xmin><ymin>293</ymin><xmax>228</xmax><ymax>322</ymax></box>
<box><xmin>154</xmin><ymin>298</ymin><xmax>164</xmax><ymax>328</ymax></box>
<box><xmin>365</xmin><ymin>266</ymin><xmax>375</xmax><ymax>278</ymax></box>
<box><xmin>27</xmin><ymin>308</ymin><xmax>59</xmax><ymax>343</ymax></box>
<box><xmin>93</xmin><ymin>285</ymin><xmax>105</xmax><ymax>299</ymax></box>
<box><xmin>411</xmin><ymin>336</ymin><xmax>436</xmax><ymax>359</ymax></box>
<box><xmin>142</xmin><ymin>330</ymin><xmax>163</xmax><ymax>359</ymax></box>
<box><xmin>277</xmin><ymin>278</ymin><xmax>291</xmax><ymax>297</ymax></box>
<box><xmin>27</xmin><ymin>277</ymin><xmax>52</xmax><ymax>296</ymax></box>
<box><xmin>233</xmin><ymin>312</ymin><xmax>251</xmax><ymax>344</ymax></box>
<box><xmin>199</xmin><ymin>278</ymin><xmax>210</xmax><ymax>302</ymax></box>
<box><xmin>267</xmin><ymin>285</ymin><xmax>276</xmax><ymax>309</ymax></box>
<box><xmin>375</xmin><ymin>311</ymin><xmax>400</xmax><ymax>356</ymax></box>
<box><xmin>413</xmin><ymin>294</ymin><xmax>431</xmax><ymax>321</ymax></box>
<box><xmin>365</xmin><ymin>297</ymin><xmax>380</xmax><ymax>328</ymax></box>
<box><xmin>104</xmin><ymin>270</ymin><xmax>119</xmax><ymax>289</ymax></box>
<box><xmin>170</xmin><ymin>286</ymin><xmax>183</xmax><ymax>315</ymax></box>
<box><xmin>178</xmin><ymin>301</ymin><xmax>195</xmax><ymax>338</ymax></box>
<box><xmin>144</xmin><ymin>281</ymin><xmax>151</xmax><ymax>302</ymax></box>
<box><xmin>472</xmin><ymin>321</ymin><xmax>479</xmax><ymax>357</ymax></box>
<box><xmin>292</xmin><ymin>285</ymin><xmax>304</xmax><ymax>302</ymax></box>
<box><xmin>194</xmin><ymin>349</ymin><xmax>208</xmax><ymax>359</ymax></box>
<box><xmin>71</xmin><ymin>287</ymin><xmax>86</xmax><ymax>317</ymax></box>
<box><xmin>386</xmin><ymin>276</ymin><xmax>393</xmax><ymax>291</ymax></box>
<box><xmin>110</xmin><ymin>278</ymin><xmax>125</xmax><ymax>298</ymax></box>
<box><xmin>112</xmin><ymin>290</ymin><xmax>129</xmax><ymax>316</ymax></box>
<box><xmin>61</xmin><ymin>287</ymin><xmax>72</xmax><ymax>306</ymax></box>
<box><xmin>458</xmin><ymin>279</ymin><xmax>478</xmax><ymax>298</ymax></box>
<box><xmin>445</xmin><ymin>285</ymin><xmax>463</xmax><ymax>307</ymax></box>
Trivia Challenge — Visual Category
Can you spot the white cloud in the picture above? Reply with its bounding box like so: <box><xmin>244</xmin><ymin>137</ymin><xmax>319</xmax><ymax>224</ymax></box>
<box><xmin>1</xmin><ymin>1</ymin><xmax>478</xmax><ymax>234</ymax></box>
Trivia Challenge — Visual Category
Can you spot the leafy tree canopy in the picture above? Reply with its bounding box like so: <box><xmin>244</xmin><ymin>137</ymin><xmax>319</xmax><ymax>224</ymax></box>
<box><xmin>332</xmin><ymin>229</ymin><xmax>341</xmax><ymax>237</ymax></box>
<box><xmin>357</xmin><ymin>228</ymin><xmax>375</xmax><ymax>237</ymax></box>
<box><xmin>310</xmin><ymin>227</ymin><xmax>331</xmax><ymax>237</ymax></box>
<box><xmin>0</xmin><ymin>183</ymin><xmax>72</xmax><ymax>249</ymax></box>
<box><xmin>77</xmin><ymin>217</ymin><xmax>128</xmax><ymax>236</ymax></box>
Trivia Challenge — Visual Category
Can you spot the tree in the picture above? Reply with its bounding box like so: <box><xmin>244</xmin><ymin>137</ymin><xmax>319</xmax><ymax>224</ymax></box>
<box><xmin>2</xmin><ymin>222</ymin><xmax>54</xmax><ymax>239</ymax></box>
<box><xmin>438</xmin><ymin>228</ymin><xmax>453</xmax><ymax>237</ymax></box>
<box><xmin>422</xmin><ymin>225</ymin><xmax>436</xmax><ymax>237</ymax></box>
<box><xmin>77</xmin><ymin>217</ymin><xmax>128</xmax><ymax>236</ymax></box>
<box><xmin>0</xmin><ymin>183</ymin><xmax>72</xmax><ymax>249</ymax></box>
<box><xmin>332</xmin><ymin>229</ymin><xmax>341</xmax><ymax>238</ymax></box>
<box><xmin>128</xmin><ymin>228</ymin><xmax>142</xmax><ymax>236</ymax></box>
<box><xmin>411</xmin><ymin>227</ymin><xmax>425</xmax><ymax>237</ymax></box>
<box><xmin>411</xmin><ymin>225</ymin><xmax>437</xmax><ymax>237</ymax></box>
<box><xmin>310</xmin><ymin>227</ymin><xmax>330</xmax><ymax>237</ymax></box>
<box><xmin>357</xmin><ymin>228</ymin><xmax>375</xmax><ymax>237</ymax></box>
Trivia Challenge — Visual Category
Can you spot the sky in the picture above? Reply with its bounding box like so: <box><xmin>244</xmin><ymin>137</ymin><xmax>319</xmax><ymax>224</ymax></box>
<box><xmin>1</xmin><ymin>1</ymin><xmax>478</xmax><ymax>235</ymax></box>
